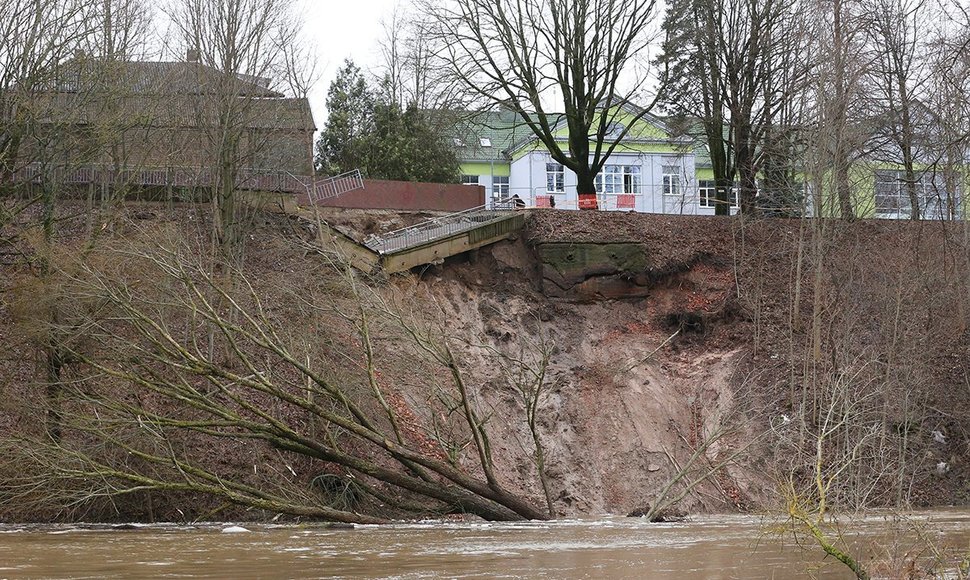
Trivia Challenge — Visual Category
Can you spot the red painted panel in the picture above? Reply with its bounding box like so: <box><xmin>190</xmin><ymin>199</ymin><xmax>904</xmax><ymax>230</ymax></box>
<box><xmin>578</xmin><ymin>193</ymin><xmax>599</xmax><ymax>210</ymax></box>
<box><xmin>301</xmin><ymin>179</ymin><xmax>485</xmax><ymax>212</ymax></box>
<box><xmin>617</xmin><ymin>194</ymin><xmax>636</xmax><ymax>209</ymax></box>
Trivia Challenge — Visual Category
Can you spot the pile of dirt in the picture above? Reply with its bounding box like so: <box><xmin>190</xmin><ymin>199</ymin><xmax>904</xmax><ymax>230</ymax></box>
<box><xmin>312</xmin><ymin>207</ymin><xmax>446</xmax><ymax>241</ymax></box>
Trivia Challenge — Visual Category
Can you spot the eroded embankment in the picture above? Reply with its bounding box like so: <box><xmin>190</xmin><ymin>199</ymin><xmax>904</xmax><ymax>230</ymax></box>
<box><xmin>1</xmin><ymin>205</ymin><xmax>968</xmax><ymax>522</ymax></box>
<box><xmin>406</xmin><ymin>210</ymin><xmax>970</xmax><ymax>514</ymax></box>
<box><xmin>397</xmin><ymin>212</ymin><xmax>757</xmax><ymax>516</ymax></box>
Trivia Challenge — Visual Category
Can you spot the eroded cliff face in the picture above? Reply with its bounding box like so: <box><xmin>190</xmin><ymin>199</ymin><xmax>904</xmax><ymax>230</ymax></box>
<box><xmin>402</xmin><ymin>230</ymin><xmax>762</xmax><ymax>517</ymax></box>
<box><xmin>2</xmin><ymin>206</ymin><xmax>968</xmax><ymax>522</ymax></box>
<box><xmin>393</xmin><ymin>210</ymin><xmax>970</xmax><ymax>516</ymax></box>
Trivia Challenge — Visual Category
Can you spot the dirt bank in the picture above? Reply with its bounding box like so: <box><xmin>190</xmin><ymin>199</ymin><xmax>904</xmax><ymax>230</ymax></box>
<box><xmin>412</xmin><ymin>210</ymin><xmax>970</xmax><ymax>513</ymax></box>
<box><xmin>1</xmin><ymin>204</ymin><xmax>968</xmax><ymax>521</ymax></box>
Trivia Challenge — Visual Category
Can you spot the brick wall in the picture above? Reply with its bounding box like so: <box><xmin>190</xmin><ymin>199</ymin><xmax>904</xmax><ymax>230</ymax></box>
<box><xmin>310</xmin><ymin>179</ymin><xmax>484</xmax><ymax>212</ymax></box>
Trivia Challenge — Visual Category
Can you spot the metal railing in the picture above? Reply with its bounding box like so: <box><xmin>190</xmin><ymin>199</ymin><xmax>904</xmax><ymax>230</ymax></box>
<box><xmin>363</xmin><ymin>204</ymin><xmax>517</xmax><ymax>254</ymax></box>
<box><xmin>307</xmin><ymin>169</ymin><xmax>364</xmax><ymax>203</ymax></box>
<box><xmin>7</xmin><ymin>163</ymin><xmax>313</xmax><ymax>194</ymax></box>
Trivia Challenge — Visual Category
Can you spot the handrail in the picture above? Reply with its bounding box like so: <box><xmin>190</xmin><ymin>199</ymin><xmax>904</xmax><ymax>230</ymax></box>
<box><xmin>7</xmin><ymin>162</ymin><xmax>313</xmax><ymax>194</ymax></box>
<box><xmin>364</xmin><ymin>204</ymin><xmax>517</xmax><ymax>254</ymax></box>
<box><xmin>307</xmin><ymin>169</ymin><xmax>364</xmax><ymax>203</ymax></box>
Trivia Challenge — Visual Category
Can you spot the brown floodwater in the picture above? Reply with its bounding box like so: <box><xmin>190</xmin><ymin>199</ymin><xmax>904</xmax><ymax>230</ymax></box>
<box><xmin>1</xmin><ymin>511</ymin><xmax>968</xmax><ymax>579</ymax></box>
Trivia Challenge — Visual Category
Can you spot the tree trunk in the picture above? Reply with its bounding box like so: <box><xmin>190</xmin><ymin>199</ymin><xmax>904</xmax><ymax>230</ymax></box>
<box><xmin>576</xmin><ymin>170</ymin><xmax>598</xmax><ymax>210</ymax></box>
<box><xmin>715</xmin><ymin>177</ymin><xmax>733</xmax><ymax>215</ymax></box>
<box><xmin>44</xmin><ymin>338</ymin><xmax>64</xmax><ymax>443</ymax></box>
<box><xmin>836</xmin><ymin>161</ymin><xmax>854</xmax><ymax>220</ymax></box>
<box><xmin>736</xmin><ymin>143</ymin><xmax>759</xmax><ymax>214</ymax></box>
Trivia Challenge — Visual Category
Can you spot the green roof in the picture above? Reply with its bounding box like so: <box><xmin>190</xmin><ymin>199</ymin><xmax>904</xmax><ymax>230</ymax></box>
<box><xmin>451</xmin><ymin>109</ymin><xmax>532</xmax><ymax>163</ymax></box>
<box><xmin>451</xmin><ymin>108</ymin><xmax>704</xmax><ymax>163</ymax></box>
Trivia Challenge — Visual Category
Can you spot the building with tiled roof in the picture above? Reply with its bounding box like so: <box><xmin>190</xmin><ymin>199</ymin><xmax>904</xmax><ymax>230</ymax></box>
<box><xmin>453</xmin><ymin>106</ymin><xmax>717</xmax><ymax>214</ymax></box>
<box><xmin>9</xmin><ymin>54</ymin><xmax>315</xmax><ymax>189</ymax></box>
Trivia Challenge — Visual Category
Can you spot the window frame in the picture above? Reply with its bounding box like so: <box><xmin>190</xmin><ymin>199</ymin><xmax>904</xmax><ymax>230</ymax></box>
<box><xmin>546</xmin><ymin>163</ymin><xmax>565</xmax><ymax>193</ymax></box>
<box><xmin>874</xmin><ymin>169</ymin><xmax>933</xmax><ymax>218</ymax></box>
<box><xmin>595</xmin><ymin>164</ymin><xmax>641</xmax><ymax>195</ymax></box>
<box><xmin>492</xmin><ymin>175</ymin><xmax>510</xmax><ymax>197</ymax></box>
<box><xmin>662</xmin><ymin>165</ymin><xmax>682</xmax><ymax>196</ymax></box>
<box><xmin>698</xmin><ymin>180</ymin><xmax>739</xmax><ymax>208</ymax></box>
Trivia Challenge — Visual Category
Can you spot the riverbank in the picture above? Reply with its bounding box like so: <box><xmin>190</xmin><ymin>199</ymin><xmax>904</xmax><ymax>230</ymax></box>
<box><xmin>1</xmin><ymin>203</ymin><xmax>968</xmax><ymax>523</ymax></box>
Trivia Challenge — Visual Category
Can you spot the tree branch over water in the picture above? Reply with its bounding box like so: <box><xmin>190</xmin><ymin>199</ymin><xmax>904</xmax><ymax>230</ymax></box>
<box><xmin>0</xmin><ymin>228</ymin><xmax>548</xmax><ymax>522</ymax></box>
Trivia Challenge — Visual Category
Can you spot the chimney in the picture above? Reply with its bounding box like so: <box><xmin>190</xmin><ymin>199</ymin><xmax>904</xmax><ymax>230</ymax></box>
<box><xmin>186</xmin><ymin>49</ymin><xmax>200</xmax><ymax>63</ymax></box>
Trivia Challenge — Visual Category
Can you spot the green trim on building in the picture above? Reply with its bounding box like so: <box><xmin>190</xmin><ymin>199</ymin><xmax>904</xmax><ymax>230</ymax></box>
<box><xmin>505</xmin><ymin>106</ymin><xmax>687</xmax><ymax>160</ymax></box>
<box><xmin>460</xmin><ymin>162</ymin><xmax>511</xmax><ymax>178</ymax></box>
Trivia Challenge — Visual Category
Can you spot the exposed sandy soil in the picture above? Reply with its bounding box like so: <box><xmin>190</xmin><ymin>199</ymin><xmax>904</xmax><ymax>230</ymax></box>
<box><xmin>410</xmin><ymin>231</ymin><xmax>756</xmax><ymax>516</ymax></box>
<box><xmin>412</xmin><ymin>210</ymin><xmax>970</xmax><ymax>513</ymax></box>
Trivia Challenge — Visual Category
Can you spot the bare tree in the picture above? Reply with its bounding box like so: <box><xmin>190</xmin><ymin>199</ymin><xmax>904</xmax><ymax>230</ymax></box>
<box><xmin>924</xmin><ymin>17</ymin><xmax>970</xmax><ymax>220</ymax></box>
<box><xmin>802</xmin><ymin>0</ymin><xmax>873</xmax><ymax>219</ymax></box>
<box><xmin>657</xmin><ymin>0</ymin><xmax>812</xmax><ymax>215</ymax></box>
<box><xmin>424</xmin><ymin>0</ymin><xmax>659</xmax><ymax>210</ymax></box>
<box><xmin>777</xmin><ymin>365</ymin><xmax>878</xmax><ymax>580</ymax></box>
<box><xmin>377</xmin><ymin>5</ymin><xmax>466</xmax><ymax>112</ymax></box>
<box><xmin>864</xmin><ymin>0</ymin><xmax>936</xmax><ymax>220</ymax></box>
<box><xmin>1</xmin><ymin>223</ymin><xmax>550</xmax><ymax>522</ymax></box>
<box><xmin>166</xmin><ymin>0</ymin><xmax>310</xmax><ymax>263</ymax></box>
<box><xmin>0</xmin><ymin>0</ymin><xmax>159</xmax><ymax>442</ymax></box>
<box><xmin>0</xmin><ymin>0</ymin><xmax>89</xmax><ymax>190</ymax></box>
<box><xmin>656</xmin><ymin>0</ymin><xmax>736</xmax><ymax>215</ymax></box>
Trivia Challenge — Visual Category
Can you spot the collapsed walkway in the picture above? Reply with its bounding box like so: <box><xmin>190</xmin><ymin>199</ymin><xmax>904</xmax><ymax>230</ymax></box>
<box><xmin>298</xmin><ymin>171</ymin><xmax>526</xmax><ymax>273</ymax></box>
<box><xmin>356</xmin><ymin>206</ymin><xmax>525</xmax><ymax>273</ymax></box>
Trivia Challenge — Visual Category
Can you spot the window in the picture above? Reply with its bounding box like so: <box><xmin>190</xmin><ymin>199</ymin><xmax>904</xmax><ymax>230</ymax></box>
<box><xmin>461</xmin><ymin>174</ymin><xmax>479</xmax><ymax>186</ymax></box>
<box><xmin>876</xmin><ymin>170</ymin><xmax>961</xmax><ymax>219</ymax></box>
<box><xmin>662</xmin><ymin>165</ymin><xmax>681</xmax><ymax>196</ymax></box>
<box><xmin>546</xmin><ymin>163</ymin><xmax>564</xmax><ymax>193</ymax></box>
<box><xmin>875</xmin><ymin>170</ymin><xmax>905</xmax><ymax>216</ymax></box>
<box><xmin>479</xmin><ymin>137</ymin><xmax>492</xmax><ymax>147</ymax></box>
<box><xmin>699</xmin><ymin>180</ymin><xmax>739</xmax><ymax>208</ymax></box>
<box><xmin>931</xmin><ymin>171</ymin><xmax>963</xmax><ymax>219</ymax></box>
<box><xmin>699</xmin><ymin>180</ymin><xmax>715</xmax><ymax>207</ymax></box>
<box><xmin>492</xmin><ymin>176</ymin><xmax>509</xmax><ymax>197</ymax></box>
<box><xmin>595</xmin><ymin>165</ymin><xmax>641</xmax><ymax>194</ymax></box>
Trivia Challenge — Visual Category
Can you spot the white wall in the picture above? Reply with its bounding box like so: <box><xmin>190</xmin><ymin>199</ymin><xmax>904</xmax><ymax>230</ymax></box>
<box><xmin>507</xmin><ymin>150</ymin><xmax>706</xmax><ymax>214</ymax></box>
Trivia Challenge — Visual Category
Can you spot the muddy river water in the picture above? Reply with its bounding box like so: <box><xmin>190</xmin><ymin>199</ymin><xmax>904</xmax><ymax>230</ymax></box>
<box><xmin>1</xmin><ymin>511</ymin><xmax>968</xmax><ymax>579</ymax></box>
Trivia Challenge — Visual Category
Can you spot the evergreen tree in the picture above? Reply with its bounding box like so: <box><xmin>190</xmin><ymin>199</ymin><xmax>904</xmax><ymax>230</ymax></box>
<box><xmin>316</xmin><ymin>62</ymin><xmax>460</xmax><ymax>183</ymax></box>
<box><xmin>655</xmin><ymin>0</ymin><xmax>736</xmax><ymax>215</ymax></box>
<box><xmin>655</xmin><ymin>0</ymin><xmax>809</xmax><ymax>215</ymax></box>
<box><xmin>316</xmin><ymin>59</ymin><xmax>373</xmax><ymax>175</ymax></box>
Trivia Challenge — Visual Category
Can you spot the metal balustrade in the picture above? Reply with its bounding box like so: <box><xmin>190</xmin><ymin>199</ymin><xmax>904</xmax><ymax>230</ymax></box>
<box><xmin>307</xmin><ymin>169</ymin><xmax>364</xmax><ymax>203</ymax></box>
<box><xmin>363</xmin><ymin>205</ymin><xmax>517</xmax><ymax>254</ymax></box>
<box><xmin>6</xmin><ymin>163</ymin><xmax>314</xmax><ymax>194</ymax></box>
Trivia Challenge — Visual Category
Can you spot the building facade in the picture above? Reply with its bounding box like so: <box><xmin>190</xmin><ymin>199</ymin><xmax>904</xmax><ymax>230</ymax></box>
<box><xmin>455</xmin><ymin>109</ymin><xmax>966</xmax><ymax>219</ymax></box>
<box><xmin>3</xmin><ymin>54</ymin><xmax>316</xmax><ymax>196</ymax></box>
<box><xmin>454</xmin><ymin>108</ymin><xmax>732</xmax><ymax>215</ymax></box>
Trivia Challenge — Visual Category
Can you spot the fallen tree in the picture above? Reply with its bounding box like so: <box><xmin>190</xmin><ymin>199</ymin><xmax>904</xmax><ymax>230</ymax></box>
<box><xmin>0</xmin><ymin>220</ymin><xmax>548</xmax><ymax>522</ymax></box>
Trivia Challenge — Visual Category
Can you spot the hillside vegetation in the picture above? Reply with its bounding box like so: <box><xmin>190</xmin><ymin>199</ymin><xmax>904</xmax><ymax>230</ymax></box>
<box><xmin>0</xmin><ymin>204</ymin><xmax>967</xmax><ymax>522</ymax></box>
